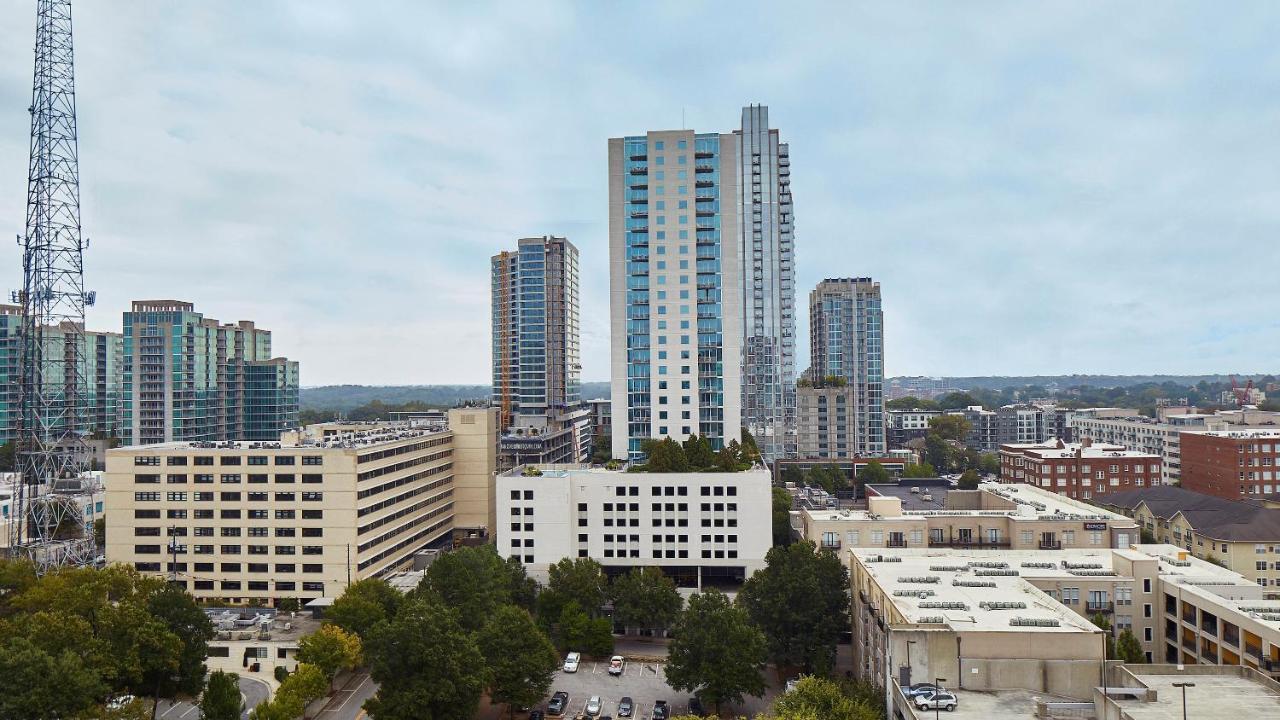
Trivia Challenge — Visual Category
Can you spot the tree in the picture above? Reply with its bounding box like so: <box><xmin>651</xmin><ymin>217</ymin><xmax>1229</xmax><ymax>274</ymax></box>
<box><xmin>682</xmin><ymin>434</ymin><xmax>716</xmax><ymax>469</ymax></box>
<box><xmin>739</xmin><ymin>429</ymin><xmax>761</xmax><ymax>463</ymax></box>
<box><xmin>545</xmin><ymin>557</ymin><xmax>606</xmax><ymax>618</ymax></box>
<box><xmin>277</xmin><ymin>597</ymin><xmax>300</xmax><ymax>613</ymax></box>
<box><xmin>1091</xmin><ymin>613</ymin><xmax>1116</xmax><ymax>659</ymax></box>
<box><xmin>591</xmin><ymin>434</ymin><xmax>613</xmax><ymax>464</ymax></box>
<box><xmin>584</xmin><ymin>616</ymin><xmax>615</xmax><ymax>657</ymax></box>
<box><xmin>886</xmin><ymin>396</ymin><xmax>939</xmax><ymax>411</ymax></box>
<box><xmin>737</xmin><ymin>541</ymin><xmax>849</xmax><ymax>675</ymax></box>
<box><xmin>978</xmin><ymin>452</ymin><xmax>1000</xmax><ymax>475</ymax></box>
<box><xmin>928</xmin><ymin>414</ymin><xmax>972</xmax><ymax>442</ymax></box>
<box><xmin>642</xmin><ymin>437</ymin><xmax>690</xmax><ymax>472</ymax></box>
<box><xmin>145</xmin><ymin>583</ymin><xmax>215</xmax><ymax>696</ymax></box>
<box><xmin>297</xmin><ymin>624</ymin><xmax>363</xmax><ymax>686</ymax></box>
<box><xmin>957</xmin><ymin>469</ymin><xmax>981</xmax><ymax>490</ymax></box>
<box><xmin>937</xmin><ymin>392</ymin><xmax>979</xmax><ymax>410</ymax></box>
<box><xmin>502</xmin><ymin>555</ymin><xmax>539</xmax><ymax>612</ymax></box>
<box><xmin>554</xmin><ymin>600</ymin><xmax>591</xmax><ymax>652</ymax></box>
<box><xmin>199</xmin><ymin>671</ymin><xmax>243</xmax><ymax>720</ymax></box>
<box><xmin>857</xmin><ymin>461</ymin><xmax>890</xmax><ymax>486</ymax></box>
<box><xmin>1116</xmin><ymin>628</ymin><xmax>1145</xmax><ymax>663</ymax></box>
<box><xmin>666</xmin><ymin>589</ymin><xmax>766</xmax><ymax>715</ymax></box>
<box><xmin>902</xmin><ymin>462</ymin><xmax>935</xmax><ymax>479</ymax></box>
<box><xmin>325</xmin><ymin>578</ymin><xmax>403</xmax><ymax>640</ymax></box>
<box><xmin>0</xmin><ymin>635</ymin><xmax>104</xmax><ymax>719</ymax></box>
<box><xmin>770</xmin><ymin>676</ymin><xmax>879</xmax><ymax>720</ymax></box>
<box><xmin>780</xmin><ymin>465</ymin><xmax>805</xmax><ymax>487</ymax></box>
<box><xmin>477</xmin><ymin>606</ymin><xmax>559</xmax><ymax>718</ymax></box>
<box><xmin>805</xmin><ymin>465</ymin><xmax>836</xmax><ymax>493</ymax></box>
<box><xmin>772</xmin><ymin>487</ymin><xmax>794</xmax><ymax>547</ymax></box>
<box><xmin>278</xmin><ymin>663</ymin><xmax>329</xmax><ymax>710</ymax></box>
<box><xmin>924</xmin><ymin>434</ymin><xmax>954</xmax><ymax>472</ymax></box>
<box><xmin>93</xmin><ymin>516</ymin><xmax>106</xmax><ymax>547</ymax></box>
<box><xmin>363</xmin><ymin>597</ymin><xmax>486</xmax><ymax>720</ymax></box>
<box><xmin>420</xmin><ymin>545</ymin><xmax>514</xmax><ymax>632</ymax></box>
<box><xmin>715</xmin><ymin>444</ymin><xmax>746</xmax><ymax>472</ymax></box>
<box><xmin>609</xmin><ymin>567</ymin><xmax>682</xmax><ymax>634</ymax></box>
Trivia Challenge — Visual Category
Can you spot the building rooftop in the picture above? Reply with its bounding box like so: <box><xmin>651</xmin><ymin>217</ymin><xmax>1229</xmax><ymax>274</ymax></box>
<box><xmin>119</xmin><ymin>422</ymin><xmax>450</xmax><ymax>452</ymax></box>
<box><xmin>865</xmin><ymin>481</ymin><xmax>952</xmax><ymax>511</ymax></box>
<box><xmin>500</xmin><ymin>463</ymin><xmax>770</xmax><ymax>478</ymax></box>
<box><xmin>804</xmin><ymin>482</ymin><xmax>1129</xmax><ymax>524</ymax></box>
<box><xmin>1101</xmin><ymin>486</ymin><xmax>1280</xmax><ymax>542</ymax></box>
<box><xmin>1184</xmin><ymin>428</ymin><xmax>1280</xmax><ymax>440</ymax></box>
<box><xmin>1001</xmin><ymin>440</ymin><xmax>1160</xmax><ymax>459</ymax></box>
<box><xmin>852</xmin><ymin>547</ymin><xmax>1105</xmax><ymax>633</ymax></box>
<box><xmin>1110</xmin><ymin>668</ymin><xmax>1280</xmax><ymax>720</ymax></box>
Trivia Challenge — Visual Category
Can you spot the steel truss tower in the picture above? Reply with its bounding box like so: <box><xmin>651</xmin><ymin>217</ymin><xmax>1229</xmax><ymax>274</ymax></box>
<box><xmin>8</xmin><ymin>0</ymin><xmax>96</xmax><ymax>568</ymax></box>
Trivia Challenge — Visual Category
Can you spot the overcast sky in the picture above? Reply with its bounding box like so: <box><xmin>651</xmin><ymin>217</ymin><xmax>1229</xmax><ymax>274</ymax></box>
<box><xmin>0</xmin><ymin>2</ymin><xmax>1276</xmax><ymax>386</ymax></box>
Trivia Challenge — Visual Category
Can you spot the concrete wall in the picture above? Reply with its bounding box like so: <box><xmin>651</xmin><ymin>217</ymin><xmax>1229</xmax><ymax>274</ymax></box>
<box><xmin>449</xmin><ymin>407</ymin><xmax>499</xmax><ymax>536</ymax></box>
<box><xmin>959</xmin><ymin>658</ymin><xmax>1101</xmax><ymax>699</ymax></box>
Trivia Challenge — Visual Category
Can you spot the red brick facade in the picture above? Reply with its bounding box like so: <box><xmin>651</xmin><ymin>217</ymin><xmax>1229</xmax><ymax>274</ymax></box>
<box><xmin>1180</xmin><ymin>431</ymin><xmax>1280</xmax><ymax>500</ymax></box>
<box><xmin>999</xmin><ymin>442</ymin><xmax>1161</xmax><ymax>501</ymax></box>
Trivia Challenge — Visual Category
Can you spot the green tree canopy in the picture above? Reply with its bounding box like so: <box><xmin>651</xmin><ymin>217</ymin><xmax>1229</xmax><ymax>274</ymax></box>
<box><xmin>643</xmin><ymin>437</ymin><xmax>692</xmax><ymax>472</ymax></box>
<box><xmin>609</xmin><ymin>567</ymin><xmax>683</xmax><ymax>634</ymax></box>
<box><xmin>363</xmin><ymin>597</ymin><xmax>487</xmax><ymax>720</ymax></box>
<box><xmin>145</xmin><ymin>583</ymin><xmax>215</xmax><ymax>695</ymax></box>
<box><xmin>1116</xmin><ymin>628</ymin><xmax>1145</xmax><ymax>663</ymax></box>
<box><xmin>937</xmin><ymin>392</ymin><xmax>979</xmax><ymax>409</ymax></box>
<box><xmin>543</xmin><ymin>557</ymin><xmax>607</xmax><ymax>618</ymax></box>
<box><xmin>297</xmin><ymin>624</ymin><xmax>363</xmax><ymax>685</ymax></box>
<box><xmin>325</xmin><ymin>578</ymin><xmax>403</xmax><ymax>640</ymax></box>
<box><xmin>772</xmin><ymin>487</ymin><xmax>795</xmax><ymax>547</ymax></box>
<box><xmin>902</xmin><ymin>462</ymin><xmax>936</xmax><ymax>479</ymax></box>
<box><xmin>928</xmin><ymin>414</ymin><xmax>972</xmax><ymax>442</ymax></box>
<box><xmin>665</xmin><ymin>589</ymin><xmax>766</xmax><ymax>715</ymax></box>
<box><xmin>199</xmin><ymin>671</ymin><xmax>244</xmax><ymax>720</ymax></box>
<box><xmin>419</xmin><ymin>545</ymin><xmax>516</xmax><ymax>632</ymax></box>
<box><xmin>770</xmin><ymin>676</ymin><xmax>879</xmax><ymax>720</ymax></box>
<box><xmin>957</xmin><ymin>469</ymin><xmax>981</xmax><ymax>490</ymax></box>
<box><xmin>857</xmin><ymin>461</ymin><xmax>891</xmax><ymax>486</ymax></box>
<box><xmin>737</xmin><ymin>541</ymin><xmax>850</xmax><ymax>675</ymax></box>
<box><xmin>477</xmin><ymin>606</ymin><xmax>559</xmax><ymax>717</ymax></box>
<box><xmin>886</xmin><ymin>396</ymin><xmax>940</xmax><ymax>411</ymax></box>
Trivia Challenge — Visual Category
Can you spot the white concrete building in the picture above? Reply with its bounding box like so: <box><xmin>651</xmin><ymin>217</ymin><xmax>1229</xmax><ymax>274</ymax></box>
<box><xmin>496</xmin><ymin>464</ymin><xmax>772</xmax><ymax>587</ymax></box>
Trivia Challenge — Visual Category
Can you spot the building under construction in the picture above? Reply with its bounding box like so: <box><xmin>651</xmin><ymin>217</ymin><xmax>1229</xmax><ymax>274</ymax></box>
<box><xmin>490</xmin><ymin>236</ymin><xmax>591</xmax><ymax>468</ymax></box>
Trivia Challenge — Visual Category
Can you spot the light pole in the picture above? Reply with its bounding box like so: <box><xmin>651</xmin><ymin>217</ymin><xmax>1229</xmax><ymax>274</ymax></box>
<box><xmin>1172</xmin><ymin>681</ymin><xmax>1194</xmax><ymax>720</ymax></box>
<box><xmin>934</xmin><ymin>677</ymin><xmax>947</xmax><ymax>720</ymax></box>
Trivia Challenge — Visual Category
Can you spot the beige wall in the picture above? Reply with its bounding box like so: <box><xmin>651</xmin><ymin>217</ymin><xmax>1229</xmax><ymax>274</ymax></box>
<box><xmin>449</xmin><ymin>407</ymin><xmax>498</xmax><ymax>536</ymax></box>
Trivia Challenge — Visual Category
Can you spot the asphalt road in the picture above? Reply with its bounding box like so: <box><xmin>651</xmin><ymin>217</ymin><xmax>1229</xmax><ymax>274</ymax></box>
<box><xmin>315</xmin><ymin>672</ymin><xmax>378</xmax><ymax>720</ymax></box>
<box><xmin>154</xmin><ymin>675</ymin><xmax>271</xmax><ymax>720</ymax></box>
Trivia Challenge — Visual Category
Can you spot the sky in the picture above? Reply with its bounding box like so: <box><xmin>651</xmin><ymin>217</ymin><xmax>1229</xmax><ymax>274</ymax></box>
<box><xmin>0</xmin><ymin>2</ymin><xmax>1276</xmax><ymax>386</ymax></box>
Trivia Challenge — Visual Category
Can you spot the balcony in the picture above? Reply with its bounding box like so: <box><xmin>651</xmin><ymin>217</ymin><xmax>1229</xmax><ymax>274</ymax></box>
<box><xmin>1039</xmin><ymin>540</ymin><xmax>1063</xmax><ymax>550</ymax></box>
<box><xmin>928</xmin><ymin>539</ymin><xmax>1012</xmax><ymax>549</ymax></box>
<box><xmin>1086</xmin><ymin>601</ymin><xmax>1114</xmax><ymax>615</ymax></box>
<box><xmin>821</xmin><ymin>541</ymin><xmax>842</xmax><ymax>551</ymax></box>
<box><xmin>629</xmin><ymin>165</ymin><xmax>648</xmax><ymax>175</ymax></box>
<box><xmin>885</xmin><ymin>539</ymin><xmax>908</xmax><ymax>549</ymax></box>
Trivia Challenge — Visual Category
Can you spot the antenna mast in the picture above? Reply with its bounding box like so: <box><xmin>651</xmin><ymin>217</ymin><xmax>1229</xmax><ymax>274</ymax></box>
<box><xmin>9</xmin><ymin>0</ymin><xmax>96</xmax><ymax>569</ymax></box>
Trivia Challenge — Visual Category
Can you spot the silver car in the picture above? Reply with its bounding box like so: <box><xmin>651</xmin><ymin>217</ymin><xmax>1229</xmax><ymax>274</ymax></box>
<box><xmin>585</xmin><ymin>696</ymin><xmax>602</xmax><ymax>717</ymax></box>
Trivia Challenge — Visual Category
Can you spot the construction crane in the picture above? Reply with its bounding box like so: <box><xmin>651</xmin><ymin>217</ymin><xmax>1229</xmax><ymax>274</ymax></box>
<box><xmin>1230</xmin><ymin>375</ymin><xmax>1256</xmax><ymax>409</ymax></box>
<box><xmin>7</xmin><ymin>0</ymin><xmax>97</xmax><ymax>570</ymax></box>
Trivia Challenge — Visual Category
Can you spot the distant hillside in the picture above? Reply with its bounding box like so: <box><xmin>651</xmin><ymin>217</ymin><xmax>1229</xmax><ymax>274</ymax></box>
<box><xmin>898</xmin><ymin>374</ymin><xmax>1273</xmax><ymax>391</ymax></box>
<box><xmin>301</xmin><ymin>382</ymin><xmax>610</xmax><ymax>411</ymax></box>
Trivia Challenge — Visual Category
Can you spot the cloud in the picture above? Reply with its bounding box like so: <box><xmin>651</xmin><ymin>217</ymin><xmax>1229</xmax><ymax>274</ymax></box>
<box><xmin>0</xmin><ymin>1</ymin><xmax>1275</xmax><ymax>385</ymax></box>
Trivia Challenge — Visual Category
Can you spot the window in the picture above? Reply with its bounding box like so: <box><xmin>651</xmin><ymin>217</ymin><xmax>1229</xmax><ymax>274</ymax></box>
<box><xmin>134</xmin><ymin>456</ymin><xmax>160</xmax><ymax>466</ymax></box>
<box><xmin>275</xmin><ymin>456</ymin><xmax>296</xmax><ymax>466</ymax></box>
<box><xmin>302</xmin><ymin>456</ymin><xmax>323</xmax><ymax>466</ymax></box>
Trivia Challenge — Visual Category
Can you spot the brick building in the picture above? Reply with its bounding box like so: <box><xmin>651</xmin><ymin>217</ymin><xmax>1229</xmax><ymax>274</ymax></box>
<box><xmin>1180</xmin><ymin>429</ymin><xmax>1280</xmax><ymax>500</ymax></box>
<box><xmin>999</xmin><ymin>439</ymin><xmax>1162</xmax><ymax>501</ymax></box>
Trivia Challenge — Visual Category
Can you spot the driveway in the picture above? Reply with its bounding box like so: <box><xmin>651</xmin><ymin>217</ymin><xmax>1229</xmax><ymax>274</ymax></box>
<box><xmin>155</xmin><ymin>675</ymin><xmax>272</xmax><ymax>720</ymax></box>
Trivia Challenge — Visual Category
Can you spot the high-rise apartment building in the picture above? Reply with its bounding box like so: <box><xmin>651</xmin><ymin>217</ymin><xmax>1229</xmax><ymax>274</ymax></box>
<box><xmin>806</xmin><ymin>278</ymin><xmax>884</xmax><ymax>455</ymax></box>
<box><xmin>737</xmin><ymin>105</ymin><xmax>796</xmax><ymax>460</ymax></box>
<box><xmin>609</xmin><ymin>126</ymin><xmax>743</xmax><ymax>461</ymax></box>
<box><xmin>491</xmin><ymin>237</ymin><xmax>590</xmax><ymax>466</ymax></box>
<box><xmin>0</xmin><ymin>304</ymin><xmax>123</xmax><ymax>444</ymax></box>
<box><xmin>122</xmin><ymin>301</ymin><xmax>299</xmax><ymax>446</ymax></box>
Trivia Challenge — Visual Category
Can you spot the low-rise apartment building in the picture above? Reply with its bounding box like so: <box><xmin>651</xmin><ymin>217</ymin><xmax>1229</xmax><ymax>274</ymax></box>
<box><xmin>885</xmin><ymin>408</ymin><xmax>941</xmax><ymax>449</ymax></box>
<box><xmin>496</xmin><ymin>464</ymin><xmax>772</xmax><ymax>588</ymax></box>
<box><xmin>105</xmin><ymin>408</ymin><xmax>498</xmax><ymax>606</ymax></box>
<box><xmin>852</xmin><ymin>543</ymin><xmax>1280</xmax><ymax>713</ymax></box>
<box><xmin>999</xmin><ymin>439</ymin><xmax>1161</xmax><ymax>501</ymax></box>
<box><xmin>1181</xmin><ymin>429</ymin><xmax>1280</xmax><ymax>500</ymax></box>
<box><xmin>1098</xmin><ymin>485</ymin><xmax>1280</xmax><ymax>587</ymax></box>
<box><xmin>799</xmin><ymin>481</ymin><xmax>1139</xmax><ymax>554</ymax></box>
<box><xmin>1069</xmin><ymin>408</ymin><xmax>1230</xmax><ymax>486</ymax></box>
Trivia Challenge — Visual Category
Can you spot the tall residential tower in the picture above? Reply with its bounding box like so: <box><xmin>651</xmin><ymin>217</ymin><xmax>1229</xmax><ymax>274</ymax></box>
<box><xmin>491</xmin><ymin>236</ymin><xmax>590</xmax><ymax>466</ymax></box>
<box><xmin>609</xmin><ymin>127</ymin><xmax>743</xmax><ymax>460</ymax></box>
<box><xmin>737</xmin><ymin>105</ymin><xmax>797</xmax><ymax>460</ymax></box>
<box><xmin>805</xmin><ymin>278</ymin><xmax>885</xmax><ymax>455</ymax></box>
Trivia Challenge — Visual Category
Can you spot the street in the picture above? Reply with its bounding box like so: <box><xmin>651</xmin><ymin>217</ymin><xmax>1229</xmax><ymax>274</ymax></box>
<box><xmin>315</xmin><ymin>672</ymin><xmax>379</xmax><ymax>720</ymax></box>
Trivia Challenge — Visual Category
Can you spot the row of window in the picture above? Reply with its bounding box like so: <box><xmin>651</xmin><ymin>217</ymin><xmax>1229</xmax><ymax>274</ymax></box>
<box><xmin>135</xmin><ymin>508</ymin><xmax>322</xmax><ymax>520</ymax></box>
<box><xmin>136</xmin><ymin>562</ymin><xmax>325</xmax><ymax>574</ymax></box>
<box><xmin>134</xmin><ymin>491</ymin><xmax>323</xmax><ymax>502</ymax></box>
<box><xmin>135</xmin><ymin>455</ymin><xmax>320</xmax><ymax>467</ymax></box>
<box><xmin>135</xmin><ymin>544</ymin><xmax>324</xmax><ymax>555</ymax></box>
<box><xmin>136</xmin><ymin>526</ymin><xmax>323</xmax><ymax>538</ymax></box>
<box><xmin>134</xmin><ymin>473</ymin><xmax>323</xmax><ymax>484</ymax></box>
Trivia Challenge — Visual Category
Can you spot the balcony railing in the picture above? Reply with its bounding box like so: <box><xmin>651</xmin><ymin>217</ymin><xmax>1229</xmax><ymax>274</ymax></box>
<box><xmin>1086</xmin><ymin>601</ymin><xmax>1114</xmax><ymax>615</ymax></box>
<box><xmin>928</xmin><ymin>539</ymin><xmax>1012</xmax><ymax>549</ymax></box>
<box><xmin>821</xmin><ymin>541</ymin><xmax>841</xmax><ymax>551</ymax></box>
<box><xmin>1039</xmin><ymin>540</ymin><xmax>1063</xmax><ymax>550</ymax></box>
<box><xmin>885</xmin><ymin>539</ymin><xmax>908</xmax><ymax>548</ymax></box>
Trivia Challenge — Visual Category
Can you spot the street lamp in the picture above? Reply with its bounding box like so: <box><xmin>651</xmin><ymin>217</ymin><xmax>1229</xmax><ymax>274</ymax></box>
<box><xmin>934</xmin><ymin>677</ymin><xmax>947</xmax><ymax>720</ymax></box>
<box><xmin>1172</xmin><ymin>681</ymin><xmax>1194</xmax><ymax>720</ymax></box>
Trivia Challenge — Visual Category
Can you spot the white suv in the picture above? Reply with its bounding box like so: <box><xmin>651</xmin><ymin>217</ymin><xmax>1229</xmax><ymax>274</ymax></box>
<box><xmin>914</xmin><ymin>691</ymin><xmax>958</xmax><ymax>712</ymax></box>
<box><xmin>608</xmin><ymin>655</ymin><xmax>624</xmax><ymax>675</ymax></box>
<box><xmin>562</xmin><ymin>652</ymin><xmax>580</xmax><ymax>673</ymax></box>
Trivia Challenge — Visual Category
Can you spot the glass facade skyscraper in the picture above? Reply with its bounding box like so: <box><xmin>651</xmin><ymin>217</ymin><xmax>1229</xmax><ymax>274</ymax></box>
<box><xmin>609</xmin><ymin>129</ymin><xmax>743</xmax><ymax>461</ymax></box>
<box><xmin>737</xmin><ymin>105</ymin><xmax>797</xmax><ymax>460</ymax></box>
<box><xmin>491</xmin><ymin>236</ymin><xmax>590</xmax><ymax>466</ymax></box>
<box><xmin>807</xmin><ymin>278</ymin><xmax>885</xmax><ymax>455</ymax></box>
<box><xmin>122</xmin><ymin>301</ymin><xmax>299</xmax><ymax>446</ymax></box>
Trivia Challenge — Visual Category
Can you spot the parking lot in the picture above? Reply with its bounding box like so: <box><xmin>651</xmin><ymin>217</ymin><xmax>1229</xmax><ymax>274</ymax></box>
<box><xmin>546</xmin><ymin>656</ymin><xmax>778</xmax><ymax>719</ymax></box>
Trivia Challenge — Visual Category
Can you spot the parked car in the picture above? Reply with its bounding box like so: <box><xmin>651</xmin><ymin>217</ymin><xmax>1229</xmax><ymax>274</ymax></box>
<box><xmin>687</xmin><ymin>696</ymin><xmax>706</xmax><ymax>716</ymax></box>
<box><xmin>652</xmin><ymin>700</ymin><xmax>669</xmax><ymax>720</ymax></box>
<box><xmin>914</xmin><ymin>691</ymin><xmax>958</xmax><ymax>712</ymax></box>
<box><xmin>784</xmin><ymin>676</ymin><xmax>801</xmax><ymax>693</ymax></box>
<box><xmin>585</xmin><ymin>696</ymin><xmax>602</xmax><ymax>717</ymax></box>
<box><xmin>562</xmin><ymin>652</ymin><xmax>581</xmax><ymax>673</ymax></box>
<box><xmin>617</xmin><ymin>696</ymin><xmax>634</xmax><ymax>717</ymax></box>
<box><xmin>530</xmin><ymin>712</ymin><xmax>544</xmax><ymax>720</ymax></box>
<box><xmin>548</xmin><ymin>692</ymin><xmax>569</xmax><ymax>716</ymax></box>
<box><xmin>608</xmin><ymin>655</ymin><xmax>625</xmax><ymax>675</ymax></box>
<box><xmin>905</xmin><ymin>682</ymin><xmax>944</xmax><ymax>698</ymax></box>
<box><xmin>105</xmin><ymin>696</ymin><xmax>136</xmax><ymax>711</ymax></box>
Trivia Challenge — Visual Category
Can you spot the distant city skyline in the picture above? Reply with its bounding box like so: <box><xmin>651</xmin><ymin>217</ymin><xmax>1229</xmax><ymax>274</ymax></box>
<box><xmin>0</xmin><ymin>2</ymin><xmax>1277</xmax><ymax>385</ymax></box>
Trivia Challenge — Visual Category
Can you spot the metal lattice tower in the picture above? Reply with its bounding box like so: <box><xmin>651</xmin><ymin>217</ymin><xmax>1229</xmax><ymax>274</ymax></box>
<box><xmin>8</xmin><ymin>0</ymin><xmax>96</xmax><ymax>568</ymax></box>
